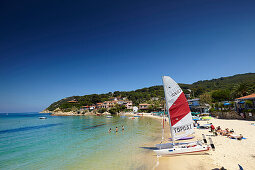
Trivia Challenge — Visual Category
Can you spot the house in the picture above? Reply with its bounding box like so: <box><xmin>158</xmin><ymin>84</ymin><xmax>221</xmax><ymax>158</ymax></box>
<box><xmin>96</xmin><ymin>103</ymin><xmax>103</xmax><ymax>109</ymax></box>
<box><xmin>151</xmin><ymin>97</ymin><xmax>159</xmax><ymax>101</ymax></box>
<box><xmin>117</xmin><ymin>100</ymin><xmax>125</xmax><ymax>105</ymax></box>
<box><xmin>139</xmin><ymin>103</ymin><xmax>151</xmax><ymax>110</ymax></box>
<box><xmin>188</xmin><ymin>99</ymin><xmax>209</xmax><ymax>113</ymax></box>
<box><xmin>235</xmin><ymin>93</ymin><xmax>255</xmax><ymax>112</ymax></box>
<box><xmin>185</xmin><ymin>93</ymin><xmax>191</xmax><ymax>99</ymax></box>
<box><xmin>102</xmin><ymin>101</ymin><xmax>117</xmax><ymax>109</ymax></box>
<box><xmin>68</xmin><ymin>100</ymin><xmax>77</xmax><ymax>103</ymax></box>
<box><xmin>188</xmin><ymin>98</ymin><xmax>200</xmax><ymax>106</ymax></box>
<box><xmin>102</xmin><ymin>101</ymin><xmax>109</xmax><ymax>108</ymax></box>
<box><xmin>123</xmin><ymin>101</ymin><xmax>133</xmax><ymax>109</ymax></box>
<box><xmin>81</xmin><ymin>106</ymin><xmax>90</xmax><ymax>110</ymax></box>
<box><xmin>89</xmin><ymin>105</ymin><xmax>95</xmax><ymax>110</ymax></box>
<box><xmin>82</xmin><ymin>105</ymin><xmax>95</xmax><ymax>111</ymax></box>
<box><xmin>133</xmin><ymin>106</ymin><xmax>138</xmax><ymax>112</ymax></box>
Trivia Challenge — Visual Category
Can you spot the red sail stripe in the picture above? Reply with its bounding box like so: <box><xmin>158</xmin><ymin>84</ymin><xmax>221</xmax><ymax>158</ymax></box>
<box><xmin>169</xmin><ymin>92</ymin><xmax>190</xmax><ymax>126</ymax></box>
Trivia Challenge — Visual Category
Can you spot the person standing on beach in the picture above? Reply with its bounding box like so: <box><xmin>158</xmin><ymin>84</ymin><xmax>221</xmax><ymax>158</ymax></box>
<box><xmin>210</xmin><ymin>123</ymin><xmax>215</xmax><ymax>132</ymax></box>
<box><xmin>122</xmin><ymin>125</ymin><xmax>124</xmax><ymax>131</ymax></box>
<box><xmin>115</xmin><ymin>127</ymin><xmax>118</xmax><ymax>132</ymax></box>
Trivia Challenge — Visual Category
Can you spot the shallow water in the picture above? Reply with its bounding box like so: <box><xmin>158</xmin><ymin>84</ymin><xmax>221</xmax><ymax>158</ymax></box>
<box><xmin>0</xmin><ymin>113</ymin><xmax>161</xmax><ymax>170</ymax></box>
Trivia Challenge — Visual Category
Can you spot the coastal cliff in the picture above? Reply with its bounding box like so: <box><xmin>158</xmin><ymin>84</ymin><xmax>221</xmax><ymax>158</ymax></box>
<box><xmin>40</xmin><ymin>108</ymin><xmax>111</xmax><ymax>116</ymax></box>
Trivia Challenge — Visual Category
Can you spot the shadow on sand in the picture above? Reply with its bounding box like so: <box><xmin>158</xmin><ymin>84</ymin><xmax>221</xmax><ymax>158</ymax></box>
<box><xmin>140</xmin><ymin>146</ymin><xmax>158</xmax><ymax>150</ymax></box>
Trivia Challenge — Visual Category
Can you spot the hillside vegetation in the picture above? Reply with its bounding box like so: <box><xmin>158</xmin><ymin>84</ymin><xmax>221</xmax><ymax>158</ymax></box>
<box><xmin>46</xmin><ymin>73</ymin><xmax>255</xmax><ymax>112</ymax></box>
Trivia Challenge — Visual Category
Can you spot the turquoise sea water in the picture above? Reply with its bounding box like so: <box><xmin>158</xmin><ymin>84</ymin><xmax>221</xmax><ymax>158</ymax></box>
<box><xmin>0</xmin><ymin>113</ymin><xmax>161</xmax><ymax>170</ymax></box>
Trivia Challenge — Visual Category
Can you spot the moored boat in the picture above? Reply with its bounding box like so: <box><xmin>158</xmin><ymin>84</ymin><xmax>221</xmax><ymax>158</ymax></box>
<box><xmin>154</xmin><ymin>76</ymin><xmax>211</xmax><ymax>156</ymax></box>
<box><xmin>154</xmin><ymin>143</ymin><xmax>210</xmax><ymax>156</ymax></box>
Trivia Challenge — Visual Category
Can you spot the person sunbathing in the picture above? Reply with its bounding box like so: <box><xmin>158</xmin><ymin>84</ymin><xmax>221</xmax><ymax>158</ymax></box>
<box><xmin>220</xmin><ymin>128</ymin><xmax>232</xmax><ymax>136</ymax></box>
<box><xmin>228</xmin><ymin>134</ymin><xmax>243</xmax><ymax>140</ymax></box>
<box><xmin>216</xmin><ymin>126</ymin><xmax>221</xmax><ymax>132</ymax></box>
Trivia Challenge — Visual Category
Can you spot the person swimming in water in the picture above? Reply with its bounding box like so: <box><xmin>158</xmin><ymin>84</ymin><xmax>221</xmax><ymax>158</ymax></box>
<box><xmin>115</xmin><ymin>127</ymin><xmax>118</xmax><ymax>132</ymax></box>
<box><xmin>122</xmin><ymin>125</ymin><xmax>124</xmax><ymax>131</ymax></box>
<box><xmin>108</xmin><ymin>128</ymin><xmax>111</xmax><ymax>133</ymax></box>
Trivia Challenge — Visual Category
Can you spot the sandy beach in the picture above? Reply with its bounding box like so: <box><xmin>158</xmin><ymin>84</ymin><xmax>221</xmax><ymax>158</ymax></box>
<box><xmin>152</xmin><ymin>117</ymin><xmax>255</xmax><ymax>170</ymax></box>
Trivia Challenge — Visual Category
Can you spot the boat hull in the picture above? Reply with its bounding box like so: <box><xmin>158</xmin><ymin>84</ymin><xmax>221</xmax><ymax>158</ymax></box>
<box><xmin>169</xmin><ymin>136</ymin><xmax>194</xmax><ymax>140</ymax></box>
<box><xmin>154</xmin><ymin>145</ymin><xmax>209</xmax><ymax>156</ymax></box>
<box><xmin>156</xmin><ymin>141</ymin><xmax>198</xmax><ymax>149</ymax></box>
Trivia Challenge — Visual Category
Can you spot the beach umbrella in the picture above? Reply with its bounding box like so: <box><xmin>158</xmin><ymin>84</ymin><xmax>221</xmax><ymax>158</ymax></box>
<box><xmin>193</xmin><ymin>118</ymin><xmax>200</xmax><ymax>121</ymax></box>
<box><xmin>201</xmin><ymin>116</ymin><xmax>213</xmax><ymax>120</ymax></box>
<box><xmin>191</xmin><ymin>112</ymin><xmax>199</xmax><ymax>116</ymax></box>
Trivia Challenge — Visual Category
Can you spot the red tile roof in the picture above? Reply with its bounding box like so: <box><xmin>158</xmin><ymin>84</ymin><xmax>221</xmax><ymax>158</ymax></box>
<box><xmin>68</xmin><ymin>100</ymin><xmax>77</xmax><ymax>103</ymax></box>
<box><xmin>236</xmin><ymin>93</ymin><xmax>255</xmax><ymax>100</ymax></box>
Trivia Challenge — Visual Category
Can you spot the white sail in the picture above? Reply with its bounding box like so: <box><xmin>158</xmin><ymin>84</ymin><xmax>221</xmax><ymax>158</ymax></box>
<box><xmin>162</xmin><ymin>76</ymin><xmax>194</xmax><ymax>140</ymax></box>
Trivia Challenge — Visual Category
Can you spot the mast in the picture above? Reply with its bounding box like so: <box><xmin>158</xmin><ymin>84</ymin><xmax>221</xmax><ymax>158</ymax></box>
<box><xmin>162</xmin><ymin>76</ymin><xmax>175</xmax><ymax>143</ymax></box>
<box><xmin>161</xmin><ymin>103</ymin><xmax>165</xmax><ymax>143</ymax></box>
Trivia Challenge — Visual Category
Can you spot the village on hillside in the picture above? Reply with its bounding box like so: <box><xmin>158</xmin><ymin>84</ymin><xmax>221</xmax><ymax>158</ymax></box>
<box><xmin>58</xmin><ymin>93</ymin><xmax>255</xmax><ymax>120</ymax></box>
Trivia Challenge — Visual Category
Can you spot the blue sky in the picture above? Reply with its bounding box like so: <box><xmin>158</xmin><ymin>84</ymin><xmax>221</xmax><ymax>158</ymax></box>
<box><xmin>0</xmin><ymin>0</ymin><xmax>255</xmax><ymax>112</ymax></box>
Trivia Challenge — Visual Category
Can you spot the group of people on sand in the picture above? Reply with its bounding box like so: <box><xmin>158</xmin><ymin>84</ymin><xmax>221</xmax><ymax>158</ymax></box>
<box><xmin>210</xmin><ymin>123</ymin><xmax>243</xmax><ymax>140</ymax></box>
<box><xmin>108</xmin><ymin>125</ymin><xmax>124</xmax><ymax>133</ymax></box>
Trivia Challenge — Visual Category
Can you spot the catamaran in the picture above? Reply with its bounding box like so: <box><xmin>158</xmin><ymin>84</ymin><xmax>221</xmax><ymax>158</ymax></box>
<box><xmin>154</xmin><ymin>76</ymin><xmax>211</xmax><ymax>156</ymax></box>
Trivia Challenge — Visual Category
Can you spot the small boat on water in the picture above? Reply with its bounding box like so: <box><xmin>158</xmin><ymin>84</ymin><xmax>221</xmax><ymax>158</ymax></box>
<box><xmin>39</xmin><ymin>117</ymin><xmax>47</xmax><ymax>119</ymax></box>
<box><xmin>106</xmin><ymin>116</ymin><xmax>113</xmax><ymax>118</ymax></box>
<box><xmin>134</xmin><ymin>115</ymin><xmax>140</xmax><ymax>117</ymax></box>
<box><xmin>129</xmin><ymin>117</ymin><xmax>138</xmax><ymax>120</ymax></box>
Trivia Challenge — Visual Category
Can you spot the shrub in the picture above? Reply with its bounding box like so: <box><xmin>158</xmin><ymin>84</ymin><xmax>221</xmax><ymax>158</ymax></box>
<box><xmin>98</xmin><ymin>108</ymin><xmax>107</xmax><ymax>113</ymax></box>
<box><xmin>109</xmin><ymin>108</ymin><xmax>118</xmax><ymax>114</ymax></box>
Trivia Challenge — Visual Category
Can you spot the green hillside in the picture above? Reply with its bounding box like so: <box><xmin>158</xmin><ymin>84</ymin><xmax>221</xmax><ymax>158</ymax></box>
<box><xmin>46</xmin><ymin>73</ymin><xmax>255</xmax><ymax>111</ymax></box>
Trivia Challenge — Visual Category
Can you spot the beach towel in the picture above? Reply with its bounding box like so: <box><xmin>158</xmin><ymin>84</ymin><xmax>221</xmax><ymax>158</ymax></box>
<box><xmin>229</xmin><ymin>137</ymin><xmax>247</xmax><ymax>140</ymax></box>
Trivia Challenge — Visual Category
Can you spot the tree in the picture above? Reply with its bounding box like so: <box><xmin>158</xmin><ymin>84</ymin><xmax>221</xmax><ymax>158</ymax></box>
<box><xmin>71</xmin><ymin>106</ymin><xmax>78</xmax><ymax>111</ymax></box>
<box><xmin>199</xmin><ymin>93</ymin><xmax>212</xmax><ymax>105</ymax></box>
<box><xmin>211</xmin><ymin>90</ymin><xmax>231</xmax><ymax>102</ymax></box>
<box><xmin>245</xmin><ymin>100</ymin><xmax>253</xmax><ymax>108</ymax></box>
<box><xmin>231</xmin><ymin>83</ymin><xmax>250</xmax><ymax>99</ymax></box>
<box><xmin>109</xmin><ymin>108</ymin><xmax>118</xmax><ymax>114</ymax></box>
<box><xmin>192</xmin><ymin>87</ymin><xmax>206</xmax><ymax>97</ymax></box>
<box><xmin>115</xmin><ymin>104</ymin><xmax>126</xmax><ymax>112</ymax></box>
<box><xmin>98</xmin><ymin>108</ymin><xmax>107</xmax><ymax>113</ymax></box>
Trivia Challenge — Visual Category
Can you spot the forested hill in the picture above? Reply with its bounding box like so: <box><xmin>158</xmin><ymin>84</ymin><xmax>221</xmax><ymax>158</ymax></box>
<box><xmin>46</xmin><ymin>73</ymin><xmax>255</xmax><ymax>111</ymax></box>
<box><xmin>192</xmin><ymin>73</ymin><xmax>255</xmax><ymax>91</ymax></box>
